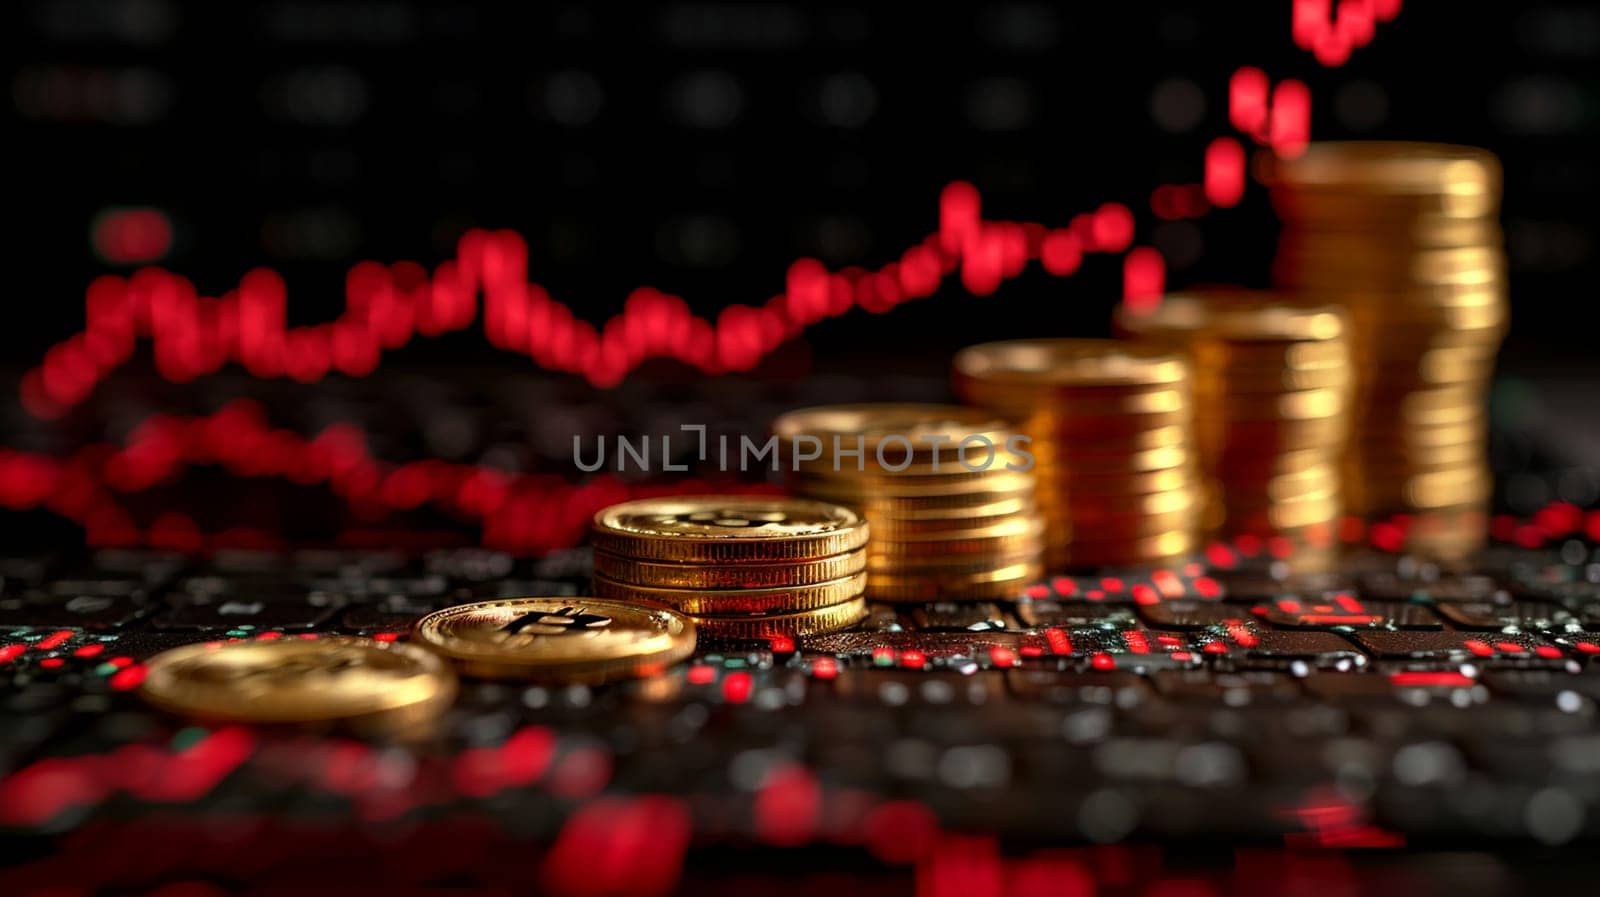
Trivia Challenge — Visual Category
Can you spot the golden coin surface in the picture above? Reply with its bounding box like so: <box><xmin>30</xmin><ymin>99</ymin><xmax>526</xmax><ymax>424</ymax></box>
<box><xmin>961</xmin><ymin>380</ymin><xmax>1189</xmax><ymax>416</ymax></box>
<box><xmin>140</xmin><ymin>636</ymin><xmax>457</xmax><ymax>726</ymax></box>
<box><xmin>869</xmin><ymin>515</ymin><xmax>1045</xmax><ymax>557</ymax></box>
<box><xmin>866</xmin><ymin>548</ymin><xmax>1044</xmax><ymax>577</ymax></box>
<box><xmin>788</xmin><ymin>462</ymin><xmax>1033</xmax><ymax>490</ymax></box>
<box><xmin>866</xmin><ymin>493</ymin><xmax>1035</xmax><ymax>524</ymax></box>
<box><xmin>593</xmin><ymin>549</ymin><xmax>866</xmax><ymax>589</ymax></box>
<box><xmin>793</xmin><ymin>470</ymin><xmax>1037</xmax><ymax>501</ymax></box>
<box><xmin>1053</xmin><ymin>533</ymin><xmax>1194</xmax><ymax>569</ymax></box>
<box><xmin>688</xmin><ymin>596</ymin><xmax>868</xmax><ymax>639</ymax></box>
<box><xmin>1025</xmin><ymin>444</ymin><xmax>1191</xmax><ymax>475</ymax></box>
<box><xmin>592</xmin><ymin>571</ymin><xmax>866</xmax><ymax>615</ymax></box>
<box><xmin>413</xmin><ymin>597</ymin><xmax>695</xmax><ymax>681</ymax></box>
<box><xmin>1263</xmin><ymin>141</ymin><xmax>1502</xmax><ymax>196</ymax></box>
<box><xmin>867</xmin><ymin>561</ymin><xmax>1043</xmax><ymax>602</ymax></box>
<box><xmin>592</xmin><ymin>495</ymin><xmax>868</xmax><ymax>562</ymax></box>
<box><xmin>1118</xmin><ymin>293</ymin><xmax>1347</xmax><ymax>344</ymax></box>
<box><xmin>954</xmin><ymin>339</ymin><xmax>1187</xmax><ymax>388</ymax></box>
<box><xmin>772</xmin><ymin>403</ymin><xmax>1015</xmax><ymax>456</ymax></box>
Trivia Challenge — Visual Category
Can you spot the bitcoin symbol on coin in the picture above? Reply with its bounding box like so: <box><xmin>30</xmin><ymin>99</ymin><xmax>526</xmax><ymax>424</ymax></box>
<box><xmin>496</xmin><ymin>606</ymin><xmax>613</xmax><ymax>646</ymax></box>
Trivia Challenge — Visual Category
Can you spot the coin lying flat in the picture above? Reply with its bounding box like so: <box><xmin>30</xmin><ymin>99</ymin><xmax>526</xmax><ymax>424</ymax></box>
<box><xmin>413</xmin><ymin>597</ymin><xmax>695</xmax><ymax>682</ymax></box>
<box><xmin>592</xmin><ymin>495</ymin><xmax>869</xmax><ymax>563</ymax></box>
<box><xmin>139</xmin><ymin>636</ymin><xmax>457</xmax><ymax>730</ymax></box>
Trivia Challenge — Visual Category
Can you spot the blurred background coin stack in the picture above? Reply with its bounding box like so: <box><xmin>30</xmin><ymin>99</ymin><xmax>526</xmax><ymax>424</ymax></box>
<box><xmin>591</xmin><ymin>496</ymin><xmax>869</xmax><ymax>638</ymax></box>
<box><xmin>952</xmin><ymin>340</ymin><xmax>1202</xmax><ymax>570</ymax></box>
<box><xmin>1117</xmin><ymin>292</ymin><xmax>1353</xmax><ymax>570</ymax></box>
<box><xmin>1264</xmin><ymin>142</ymin><xmax>1507</xmax><ymax>558</ymax></box>
<box><xmin>772</xmin><ymin>404</ymin><xmax>1045</xmax><ymax>601</ymax></box>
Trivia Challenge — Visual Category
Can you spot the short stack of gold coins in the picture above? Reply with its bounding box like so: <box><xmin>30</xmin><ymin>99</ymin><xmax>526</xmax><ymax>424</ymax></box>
<box><xmin>1116</xmin><ymin>292</ymin><xmax>1353</xmax><ymax>569</ymax></box>
<box><xmin>952</xmin><ymin>339</ymin><xmax>1202</xmax><ymax>569</ymax></box>
<box><xmin>771</xmin><ymin>404</ymin><xmax>1045</xmax><ymax>601</ymax></box>
<box><xmin>590</xmin><ymin>495</ymin><xmax>870</xmax><ymax>638</ymax></box>
<box><xmin>1264</xmin><ymin>142</ymin><xmax>1507</xmax><ymax>558</ymax></box>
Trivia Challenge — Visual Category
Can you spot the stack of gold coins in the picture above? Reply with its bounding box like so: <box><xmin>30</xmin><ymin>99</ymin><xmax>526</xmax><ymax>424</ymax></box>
<box><xmin>1264</xmin><ymin>142</ymin><xmax>1506</xmax><ymax>558</ymax></box>
<box><xmin>1116</xmin><ymin>292</ymin><xmax>1353</xmax><ymax>569</ymax></box>
<box><xmin>771</xmin><ymin>404</ymin><xmax>1045</xmax><ymax>601</ymax></box>
<box><xmin>952</xmin><ymin>339</ymin><xmax>1201</xmax><ymax>569</ymax></box>
<box><xmin>590</xmin><ymin>496</ymin><xmax>869</xmax><ymax>638</ymax></box>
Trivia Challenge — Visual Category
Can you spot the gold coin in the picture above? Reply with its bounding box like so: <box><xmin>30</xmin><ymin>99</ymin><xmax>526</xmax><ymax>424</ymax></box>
<box><xmin>593</xmin><ymin>549</ymin><xmax>866</xmax><ymax>589</ymax></box>
<box><xmin>1036</xmin><ymin>466</ymin><xmax>1196</xmax><ymax>496</ymax></box>
<box><xmin>1212</xmin><ymin>387</ymin><xmax>1348</xmax><ymax>421</ymax></box>
<box><xmin>1053</xmin><ymin>530</ymin><xmax>1195</xmax><ymax>569</ymax></box>
<box><xmin>1222</xmin><ymin>498</ymin><xmax>1343</xmax><ymax>532</ymax></box>
<box><xmin>869</xmin><ymin>515</ymin><xmax>1045</xmax><ymax>558</ymax></box>
<box><xmin>1026</xmin><ymin>444</ymin><xmax>1192</xmax><ymax>477</ymax></box>
<box><xmin>412</xmin><ymin>597</ymin><xmax>695</xmax><ymax>682</ymax></box>
<box><xmin>787</xmin><ymin>461</ymin><xmax>1033</xmax><ymax>492</ymax></box>
<box><xmin>140</xmin><ymin>637</ymin><xmax>457</xmax><ymax>729</ymax></box>
<box><xmin>1357</xmin><ymin>419</ymin><xmax>1487</xmax><ymax>448</ymax></box>
<box><xmin>1213</xmin><ymin>418</ymin><xmax>1349</xmax><ymax>451</ymax></box>
<box><xmin>816</xmin><ymin>483</ymin><xmax>1039</xmax><ymax>514</ymax></box>
<box><xmin>1356</xmin><ymin>443</ymin><xmax>1485</xmax><ymax>468</ymax></box>
<box><xmin>867</xmin><ymin>546</ymin><xmax>1044</xmax><ymax>575</ymax></box>
<box><xmin>864</xmin><ymin>493</ymin><xmax>1035</xmax><ymax>527</ymax></box>
<box><xmin>866</xmin><ymin>510</ymin><xmax>1038</xmax><ymax>538</ymax></box>
<box><xmin>1270</xmin><ymin>216</ymin><xmax>1502</xmax><ymax>249</ymax></box>
<box><xmin>1059</xmin><ymin>491</ymin><xmax>1202</xmax><ymax>528</ymax></box>
<box><xmin>867</xmin><ymin>561</ymin><xmax>1043</xmax><ymax>602</ymax></box>
<box><xmin>1115</xmin><ymin>292</ymin><xmax>1347</xmax><ymax>344</ymax></box>
<box><xmin>1011</xmin><ymin>408</ymin><xmax>1194</xmax><ymax>441</ymax></box>
<box><xmin>687</xmin><ymin>596</ymin><xmax>868</xmax><ymax>639</ymax></box>
<box><xmin>592</xmin><ymin>571</ymin><xmax>866</xmax><ymax>615</ymax></box>
<box><xmin>772</xmin><ymin>403</ymin><xmax>1015</xmax><ymax>458</ymax></box>
<box><xmin>962</xmin><ymin>382</ymin><xmax>1189</xmax><ymax>418</ymax></box>
<box><xmin>1262</xmin><ymin>141</ymin><xmax>1501</xmax><ymax>196</ymax></box>
<box><xmin>592</xmin><ymin>495</ymin><xmax>868</xmax><ymax>563</ymax></box>
<box><xmin>792</xmin><ymin>470</ymin><xmax>1037</xmax><ymax>502</ymax></box>
<box><xmin>1196</xmin><ymin>366</ymin><xmax>1353</xmax><ymax>394</ymax></box>
<box><xmin>954</xmin><ymin>338</ymin><xmax>1187</xmax><ymax>388</ymax></box>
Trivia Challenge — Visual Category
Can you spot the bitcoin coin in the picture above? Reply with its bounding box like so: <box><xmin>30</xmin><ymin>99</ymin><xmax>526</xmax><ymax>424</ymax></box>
<box><xmin>413</xmin><ymin>597</ymin><xmax>695</xmax><ymax>682</ymax></box>
<box><xmin>592</xmin><ymin>571</ymin><xmax>866</xmax><ymax>615</ymax></box>
<box><xmin>592</xmin><ymin>496</ymin><xmax>868</xmax><ymax>563</ymax></box>
<box><xmin>140</xmin><ymin>636</ymin><xmax>457</xmax><ymax>730</ymax></box>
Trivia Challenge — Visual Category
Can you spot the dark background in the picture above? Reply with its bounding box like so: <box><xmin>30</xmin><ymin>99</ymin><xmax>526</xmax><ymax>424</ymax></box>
<box><xmin>7</xmin><ymin>1</ymin><xmax>1597</xmax><ymax>371</ymax></box>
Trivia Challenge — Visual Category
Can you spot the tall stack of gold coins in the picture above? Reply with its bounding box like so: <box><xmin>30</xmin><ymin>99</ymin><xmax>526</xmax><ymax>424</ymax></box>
<box><xmin>590</xmin><ymin>496</ymin><xmax>870</xmax><ymax>638</ymax></box>
<box><xmin>952</xmin><ymin>339</ymin><xmax>1202</xmax><ymax>569</ymax></box>
<box><xmin>1116</xmin><ymin>292</ymin><xmax>1353</xmax><ymax>569</ymax></box>
<box><xmin>772</xmin><ymin>404</ymin><xmax>1045</xmax><ymax>601</ymax></box>
<box><xmin>1264</xmin><ymin>142</ymin><xmax>1507</xmax><ymax>558</ymax></box>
